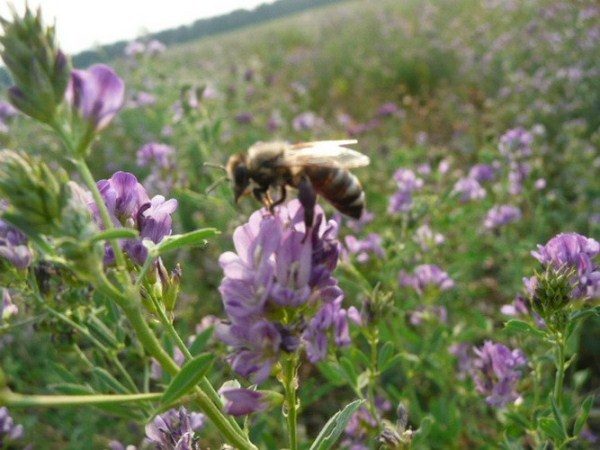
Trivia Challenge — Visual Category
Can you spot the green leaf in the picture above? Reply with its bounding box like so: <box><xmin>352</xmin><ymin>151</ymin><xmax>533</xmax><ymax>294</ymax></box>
<box><xmin>339</xmin><ymin>357</ymin><xmax>358</xmax><ymax>386</ymax></box>
<box><xmin>154</xmin><ymin>228</ymin><xmax>219</xmax><ymax>255</ymax></box>
<box><xmin>161</xmin><ymin>353</ymin><xmax>214</xmax><ymax>406</ymax></box>
<box><xmin>504</xmin><ymin>319</ymin><xmax>546</xmax><ymax>338</ymax></box>
<box><xmin>538</xmin><ymin>417</ymin><xmax>566</xmax><ymax>443</ymax></box>
<box><xmin>377</xmin><ymin>342</ymin><xmax>395</xmax><ymax>370</ymax></box>
<box><xmin>573</xmin><ymin>395</ymin><xmax>594</xmax><ymax>435</ymax></box>
<box><xmin>92</xmin><ymin>368</ymin><xmax>129</xmax><ymax>394</ymax></box>
<box><xmin>188</xmin><ymin>327</ymin><xmax>214</xmax><ymax>356</ymax></box>
<box><xmin>89</xmin><ymin>228</ymin><xmax>138</xmax><ymax>243</ymax></box>
<box><xmin>412</xmin><ymin>415</ymin><xmax>434</xmax><ymax>444</ymax></box>
<box><xmin>309</xmin><ymin>399</ymin><xmax>363</xmax><ymax>450</ymax></box>
<box><xmin>569</xmin><ymin>306</ymin><xmax>600</xmax><ymax>322</ymax></box>
<box><xmin>317</xmin><ymin>362</ymin><xmax>346</xmax><ymax>386</ymax></box>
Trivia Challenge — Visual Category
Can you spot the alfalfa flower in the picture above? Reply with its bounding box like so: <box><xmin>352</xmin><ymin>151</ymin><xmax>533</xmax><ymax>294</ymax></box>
<box><xmin>137</xmin><ymin>142</ymin><xmax>175</xmax><ymax>169</ymax></box>
<box><xmin>453</xmin><ymin>177</ymin><xmax>486</xmax><ymax>202</ymax></box>
<box><xmin>471</xmin><ymin>341</ymin><xmax>527</xmax><ymax>407</ymax></box>
<box><xmin>0</xmin><ymin>217</ymin><xmax>31</xmax><ymax>269</ymax></box>
<box><xmin>483</xmin><ymin>205</ymin><xmax>522</xmax><ymax>231</ymax></box>
<box><xmin>91</xmin><ymin>171</ymin><xmax>177</xmax><ymax>264</ymax></box>
<box><xmin>145</xmin><ymin>407</ymin><xmax>204</xmax><ymax>450</ymax></box>
<box><xmin>388</xmin><ymin>169</ymin><xmax>423</xmax><ymax>214</ymax></box>
<box><xmin>399</xmin><ymin>264</ymin><xmax>454</xmax><ymax>295</ymax></box>
<box><xmin>217</xmin><ymin>200</ymin><xmax>348</xmax><ymax>383</ymax></box>
<box><xmin>413</xmin><ymin>224</ymin><xmax>445</xmax><ymax>251</ymax></box>
<box><xmin>219</xmin><ymin>385</ymin><xmax>280</xmax><ymax>416</ymax></box>
<box><xmin>1</xmin><ymin>289</ymin><xmax>18</xmax><ymax>321</ymax></box>
<box><xmin>0</xmin><ymin>6</ymin><xmax>70</xmax><ymax>123</ymax></box>
<box><xmin>344</xmin><ymin>233</ymin><xmax>385</xmax><ymax>263</ymax></box>
<box><xmin>66</xmin><ymin>64</ymin><xmax>125</xmax><ymax>132</ymax></box>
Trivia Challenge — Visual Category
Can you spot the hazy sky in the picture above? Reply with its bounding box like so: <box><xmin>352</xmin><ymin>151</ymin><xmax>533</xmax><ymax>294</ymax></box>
<box><xmin>0</xmin><ymin>1</ymin><xmax>274</xmax><ymax>54</ymax></box>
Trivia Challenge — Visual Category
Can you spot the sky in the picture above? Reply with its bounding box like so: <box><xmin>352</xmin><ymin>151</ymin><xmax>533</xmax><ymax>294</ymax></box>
<box><xmin>0</xmin><ymin>0</ymin><xmax>274</xmax><ymax>54</ymax></box>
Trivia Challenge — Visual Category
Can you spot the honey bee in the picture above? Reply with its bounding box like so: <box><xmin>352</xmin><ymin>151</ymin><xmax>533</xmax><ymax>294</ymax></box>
<box><xmin>227</xmin><ymin>140</ymin><xmax>370</xmax><ymax>229</ymax></box>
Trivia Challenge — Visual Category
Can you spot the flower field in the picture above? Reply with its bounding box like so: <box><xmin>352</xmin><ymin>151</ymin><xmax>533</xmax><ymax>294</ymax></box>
<box><xmin>0</xmin><ymin>0</ymin><xmax>598</xmax><ymax>448</ymax></box>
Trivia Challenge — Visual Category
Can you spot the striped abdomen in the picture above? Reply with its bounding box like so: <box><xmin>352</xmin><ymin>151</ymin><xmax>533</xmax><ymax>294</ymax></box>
<box><xmin>304</xmin><ymin>166</ymin><xmax>365</xmax><ymax>219</ymax></box>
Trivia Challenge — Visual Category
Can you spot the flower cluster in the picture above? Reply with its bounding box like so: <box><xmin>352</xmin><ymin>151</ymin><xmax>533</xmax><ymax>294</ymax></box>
<box><xmin>388</xmin><ymin>169</ymin><xmax>423</xmax><ymax>214</ymax></box>
<box><xmin>0</xmin><ymin>102</ymin><xmax>17</xmax><ymax>134</ymax></box>
<box><xmin>530</xmin><ymin>233</ymin><xmax>600</xmax><ymax>299</ymax></box>
<box><xmin>499</xmin><ymin>127</ymin><xmax>535</xmax><ymax>196</ymax></box>
<box><xmin>137</xmin><ymin>142</ymin><xmax>175</xmax><ymax>169</ymax></box>
<box><xmin>217</xmin><ymin>200</ymin><xmax>349</xmax><ymax>383</ymax></box>
<box><xmin>471</xmin><ymin>341</ymin><xmax>527</xmax><ymax>407</ymax></box>
<box><xmin>0</xmin><ymin>407</ymin><xmax>24</xmax><ymax>445</ymax></box>
<box><xmin>292</xmin><ymin>111</ymin><xmax>325</xmax><ymax>132</ymax></box>
<box><xmin>413</xmin><ymin>224</ymin><xmax>445</xmax><ymax>251</ymax></box>
<box><xmin>399</xmin><ymin>264</ymin><xmax>454</xmax><ymax>295</ymax></box>
<box><xmin>124</xmin><ymin>39</ymin><xmax>166</xmax><ymax>57</ymax></box>
<box><xmin>453</xmin><ymin>177</ymin><xmax>486</xmax><ymax>203</ymax></box>
<box><xmin>90</xmin><ymin>171</ymin><xmax>177</xmax><ymax>264</ymax></box>
<box><xmin>483</xmin><ymin>205</ymin><xmax>522</xmax><ymax>230</ymax></box>
<box><xmin>342</xmin><ymin>398</ymin><xmax>392</xmax><ymax>450</ymax></box>
<box><xmin>468</xmin><ymin>163</ymin><xmax>497</xmax><ymax>183</ymax></box>
<box><xmin>0</xmin><ymin>218</ymin><xmax>32</xmax><ymax>269</ymax></box>
<box><xmin>145</xmin><ymin>407</ymin><xmax>204</xmax><ymax>450</ymax></box>
<box><xmin>344</xmin><ymin>233</ymin><xmax>385</xmax><ymax>263</ymax></box>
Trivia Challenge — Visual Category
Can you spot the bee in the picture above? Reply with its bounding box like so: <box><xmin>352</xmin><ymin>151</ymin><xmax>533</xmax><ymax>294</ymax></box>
<box><xmin>227</xmin><ymin>140</ymin><xmax>370</xmax><ymax>229</ymax></box>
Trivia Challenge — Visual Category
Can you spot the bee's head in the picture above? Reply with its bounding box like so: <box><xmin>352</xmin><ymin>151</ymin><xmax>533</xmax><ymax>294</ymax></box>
<box><xmin>226</xmin><ymin>154</ymin><xmax>250</xmax><ymax>203</ymax></box>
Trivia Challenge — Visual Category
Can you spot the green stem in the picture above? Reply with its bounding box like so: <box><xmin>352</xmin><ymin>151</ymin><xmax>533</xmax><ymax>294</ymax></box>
<box><xmin>553</xmin><ymin>333</ymin><xmax>566</xmax><ymax>408</ymax></box>
<box><xmin>0</xmin><ymin>390</ymin><xmax>161</xmax><ymax>407</ymax></box>
<box><xmin>147</xmin><ymin>293</ymin><xmax>245</xmax><ymax>435</ymax></box>
<box><xmin>366</xmin><ymin>329</ymin><xmax>380</xmax><ymax>422</ymax></box>
<box><xmin>282</xmin><ymin>355</ymin><xmax>299</xmax><ymax>450</ymax></box>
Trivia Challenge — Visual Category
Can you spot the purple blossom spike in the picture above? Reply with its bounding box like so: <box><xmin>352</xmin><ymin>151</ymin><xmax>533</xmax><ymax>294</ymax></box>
<box><xmin>471</xmin><ymin>341</ymin><xmax>527</xmax><ymax>407</ymax></box>
<box><xmin>66</xmin><ymin>64</ymin><xmax>125</xmax><ymax>131</ymax></box>
<box><xmin>137</xmin><ymin>142</ymin><xmax>175</xmax><ymax>169</ymax></box>
<box><xmin>483</xmin><ymin>205</ymin><xmax>522</xmax><ymax>230</ymax></box>
<box><xmin>124</xmin><ymin>41</ymin><xmax>145</xmax><ymax>57</ymax></box>
<box><xmin>376</xmin><ymin>102</ymin><xmax>401</xmax><ymax>118</ymax></box>
<box><xmin>0</xmin><ymin>407</ymin><xmax>24</xmax><ymax>443</ymax></box>
<box><xmin>453</xmin><ymin>177</ymin><xmax>486</xmax><ymax>202</ymax></box>
<box><xmin>531</xmin><ymin>233</ymin><xmax>600</xmax><ymax>298</ymax></box>
<box><xmin>344</xmin><ymin>233</ymin><xmax>385</xmax><ymax>263</ymax></box>
<box><xmin>292</xmin><ymin>111</ymin><xmax>324</xmax><ymax>131</ymax></box>
<box><xmin>145</xmin><ymin>407</ymin><xmax>204</xmax><ymax>450</ymax></box>
<box><xmin>0</xmin><ymin>219</ymin><xmax>32</xmax><ymax>269</ymax></box>
<box><xmin>468</xmin><ymin>164</ymin><xmax>496</xmax><ymax>183</ymax></box>
<box><xmin>388</xmin><ymin>169</ymin><xmax>423</xmax><ymax>214</ymax></box>
<box><xmin>414</xmin><ymin>224</ymin><xmax>445</xmax><ymax>251</ymax></box>
<box><xmin>147</xmin><ymin>39</ymin><xmax>166</xmax><ymax>55</ymax></box>
<box><xmin>399</xmin><ymin>264</ymin><xmax>454</xmax><ymax>295</ymax></box>
<box><xmin>219</xmin><ymin>387</ymin><xmax>269</xmax><ymax>416</ymax></box>
<box><xmin>235</xmin><ymin>111</ymin><xmax>254</xmax><ymax>124</ymax></box>
<box><xmin>217</xmin><ymin>200</ymin><xmax>347</xmax><ymax>383</ymax></box>
<box><xmin>499</xmin><ymin>127</ymin><xmax>533</xmax><ymax>159</ymax></box>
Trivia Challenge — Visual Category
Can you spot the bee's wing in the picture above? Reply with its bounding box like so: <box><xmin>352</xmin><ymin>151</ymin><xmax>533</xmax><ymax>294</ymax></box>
<box><xmin>282</xmin><ymin>140</ymin><xmax>370</xmax><ymax>169</ymax></box>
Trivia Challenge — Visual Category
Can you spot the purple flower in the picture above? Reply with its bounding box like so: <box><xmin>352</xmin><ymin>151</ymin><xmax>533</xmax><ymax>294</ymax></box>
<box><xmin>91</xmin><ymin>171</ymin><xmax>177</xmax><ymax>265</ymax></box>
<box><xmin>124</xmin><ymin>41</ymin><xmax>145</xmax><ymax>57</ymax></box>
<box><xmin>388</xmin><ymin>169</ymin><xmax>423</xmax><ymax>214</ymax></box>
<box><xmin>292</xmin><ymin>111</ymin><xmax>324</xmax><ymax>132</ymax></box>
<box><xmin>342</xmin><ymin>398</ymin><xmax>391</xmax><ymax>449</ymax></box>
<box><xmin>267</xmin><ymin>110</ymin><xmax>284</xmax><ymax>132</ymax></box>
<box><xmin>508</xmin><ymin>162</ymin><xmax>531</xmax><ymax>196</ymax></box>
<box><xmin>483</xmin><ymin>205</ymin><xmax>522</xmax><ymax>230</ymax></box>
<box><xmin>219</xmin><ymin>387</ymin><xmax>269</xmax><ymax>416</ymax></box>
<box><xmin>409</xmin><ymin>305</ymin><xmax>447</xmax><ymax>325</ymax></box>
<box><xmin>344</xmin><ymin>233</ymin><xmax>385</xmax><ymax>263</ymax></box>
<box><xmin>376</xmin><ymin>102</ymin><xmax>401</xmax><ymax>118</ymax></box>
<box><xmin>137</xmin><ymin>142</ymin><xmax>175</xmax><ymax>169</ymax></box>
<box><xmin>0</xmin><ymin>102</ymin><xmax>17</xmax><ymax>133</ymax></box>
<box><xmin>468</xmin><ymin>164</ymin><xmax>496</xmax><ymax>183</ymax></box>
<box><xmin>147</xmin><ymin>39</ymin><xmax>166</xmax><ymax>55</ymax></box>
<box><xmin>413</xmin><ymin>224</ymin><xmax>445</xmax><ymax>251</ymax></box>
<box><xmin>1</xmin><ymin>290</ymin><xmax>18</xmax><ymax>321</ymax></box>
<box><xmin>531</xmin><ymin>233</ymin><xmax>600</xmax><ymax>299</ymax></box>
<box><xmin>0</xmin><ymin>219</ymin><xmax>32</xmax><ymax>269</ymax></box>
<box><xmin>145</xmin><ymin>407</ymin><xmax>204</xmax><ymax>450</ymax></box>
<box><xmin>501</xmin><ymin>295</ymin><xmax>546</xmax><ymax>328</ymax></box>
<box><xmin>471</xmin><ymin>341</ymin><xmax>527</xmax><ymax>407</ymax></box>
<box><xmin>453</xmin><ymin>177</ymin><xmax>486</xmax><ymax>202</ymax></box>
<box><xmin>399</xmin><ymin>264</ymin><xmax>454</xmax><ymax>295</ymax></box>
<box><xmin>235</xmin><ymin>111</ymin><xmax>254</xmax><ymax>125</ymax></box>
<box><xmin>217</xmin><ymin>200</ymin><xmax>347</xmax><ymax>383</ymax></box>
<box><xmin>129</xmin><ymin>91</ymin><xmax>156</xmax><ymax>108</ymax></box>
<box><xmin>449</xmin><ymin>343</ymin><xmax>472</xmax><ymax>380</ymax></box>
<box><xmin>0</xmin><ymin>407</ymin><xmax>24</xmax><ymax>443</ymax></box>
<box><xmin>499</xmin><ymin>127</ymin><xmax>533</xmax><ymax>159</ymax></box>
<box><xmin>66</xmin><ymin>64</ymin><xmax>125</xmax><ymax>131</ymax></box>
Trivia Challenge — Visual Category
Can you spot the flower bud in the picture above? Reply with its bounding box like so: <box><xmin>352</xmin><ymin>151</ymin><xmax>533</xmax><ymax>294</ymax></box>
<box><xmin>0</xmin><ymin>150</ymin><xmax>67</xmax><ymax>237</ymax></box>
<box><xmin>0</xmin><ymin>6</ymin><xmax>70</xmax><ymax>123</ymax></box>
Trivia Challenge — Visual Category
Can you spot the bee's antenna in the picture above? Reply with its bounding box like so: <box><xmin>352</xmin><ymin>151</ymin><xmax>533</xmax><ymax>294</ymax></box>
<box><xmin>203</xmin><ymin>162</ymin><xmax>228</xmax><ymax>174</ymax></box>
<box><xmin>204</xmin><ymin>176</ymin><xmax>228</xmax><ymax>195</ymax></box>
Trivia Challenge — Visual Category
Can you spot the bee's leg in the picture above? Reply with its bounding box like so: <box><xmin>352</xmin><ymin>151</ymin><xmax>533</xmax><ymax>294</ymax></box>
<box><xmin>265</xmin><ymin>191</ymin><xmax>275</xmax><ymax>212</ymax></box>
<box><xmin>270</xmin><ymin>185</ymin><xmax>287</xmax><ymax>210</ymax></box>
<box><xmin>253</xmin><ymin>187</ymin><xmax>271</xmax><ymax>212</ymax></box>
<box><xmin>297</xmin><ymin>176</ymin><xmax>316</xmax><ymax>234</ymax></box>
